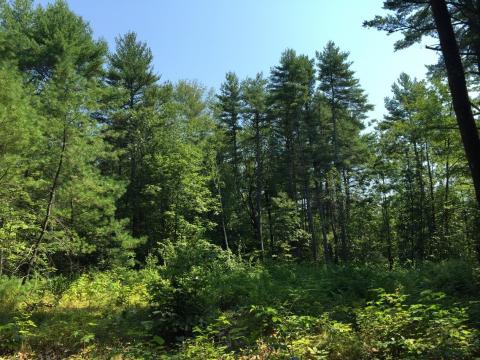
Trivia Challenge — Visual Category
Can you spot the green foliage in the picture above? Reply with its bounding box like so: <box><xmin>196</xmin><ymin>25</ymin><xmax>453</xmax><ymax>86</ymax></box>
<box><xmin>357</xmin><ymin>289</ymin><xmax>478</xmax><ymax>359</ymax></box>
<box><xmin>149</xmin><ymin>239</ymin><xmax>256</xmax><ymax>337</ymax></box>
<box><xmin>270</xmin><ymin>192</ymin><xmax>310</xmax><ymax>260</ymax></box>
<box><xmin>0</xmin><ymin>261</ymin><xmax>479</xmax><ymax>358</ymax></box>
<box><xmin>0</xmin><ymin>64</ymin><xmax>41</xmax><ymax>275</ymax></box>
<box><xmin>164</xmin><ymin>262</ymin><xmax>480</xmax><ymax>359</ymax></box>
<box><xmin>0</xmin><ymin>0</ymin><xmax>107</xmax><ymax>82</ymax></box>
<box><xmin>0</xmin><ymin>269</ymin><xmax>156</xmax><ymax>357</ymax></box>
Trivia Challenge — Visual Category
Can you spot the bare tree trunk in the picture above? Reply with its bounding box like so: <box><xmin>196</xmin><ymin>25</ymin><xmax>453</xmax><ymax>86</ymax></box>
<box><xmin>381</xmin><ymin>175</ymin><xmax>393</xmax><ymax>270</ymax></box>
<box><xmin>315</xmin><ymin>179</ymin><xmax>331</xmax><ymax>264</ymax></box>
<box><xmin>430</xmin><ymin>0</ymin><xmax>480</xmax><ymax>261</ymax></box>
<box><xmin>304</xmin><ymin>177</ymin><xmax>317</xmax><ymax>261</ymax></box>
<box><xmin>430</xmin><ymin>0</ymin><xmax>480</xmax><ymax>205</ymax></box>
<box><xmin>340</xmin><ymin>169</ymin><xmax>351</xmax><ymax>262</ymax></box>
<box><xmin>0</xmin><ymin>250</ymin><xmax>3</xmax><ymax>276</ymax></box>
<box><xmin>413</xmin><ymin>139</ymin><xmax>426</xmax><ymax>262</ymax></box>
<box><xmin>330</xmin><ymin>221</ymin><xmax>339</xmax><ymax>264</ymax></box>
<box><xmin>24</xmin><ymin>123</ymin><xmax>67</xmax><ymax>283</ymax></box>
<box><xmin>254</xmin><ymin>112</ymin><xmax>264</xmax><ymax>258</ymax></box>
<box><xmin>265</xmin><ymin>190</ymin><xmax>275</xmax><ymax>256</ymax></box>
<box><xmin>443</xmin><ymin>138</ymin><xmax>451</xmax><ymax>241</ymax></box>
<box><xmin>232</xmin><ymin>113</ymin><xmax>240</xmax><ymax>182</ymax></box>
<box><xmin>425</xmin><ymin>143</ymin><xmax>436</xmax><ymax>240</ymax></box>
<box><xmin>214</xmin><ymin>165</ymin><xmax>229</xmax><ymax>251</ymax></box>
<box><xmin>325</xmin><ymin>178</ymin><xmax>339</xmax><ymax>264</ymax></box>
<box><xmin>405</xmin><ymin>149</ymin><xmax>416</xmax><ymax>263</ymax></box>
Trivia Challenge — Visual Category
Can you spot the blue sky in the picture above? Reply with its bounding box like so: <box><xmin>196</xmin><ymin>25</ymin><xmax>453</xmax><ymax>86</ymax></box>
<box><xmin>37</xmin><ymin>0</ymin><xmax>439</xmax><ymax>121</ymax></box>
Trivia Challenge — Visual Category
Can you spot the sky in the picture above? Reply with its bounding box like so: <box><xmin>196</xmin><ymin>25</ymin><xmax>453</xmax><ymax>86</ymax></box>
<box><xmin>37</xmin><ymin>0</ymin><xmax>439</xmax><ymax>122</ymax></box>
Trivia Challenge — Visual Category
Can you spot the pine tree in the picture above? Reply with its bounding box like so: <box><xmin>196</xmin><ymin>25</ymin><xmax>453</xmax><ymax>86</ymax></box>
<box><xmin>0</xmin><ymin>0</ymin><xmax>134</xmax><ymax>277</ymax></box>
<box><xmin>266</xmin><ymin>49</ymin><xmax>316</xmax><ymax>259</ymax></box>
<box><xmin>104</xmin><ymin>31</ymin><xmax>159</xmax><ymax>239</ymax></box>
<box><xmin>216</xmin><ymin>72</ymin><xmax>247</xmax><ymax>252</ymax></box>
<box><xmin>316</xmin><ymin>41</ymin><xmax>373</xmax><ymax>262</ymax></box>
<box><xmin>0</xmin><ymin>64</ymin><xmax>41</xmax><ymax>275</ymax></box>
<box><xmin>241</xmin><ymin>73</ymin><xmax>268</xmax><ymax>257</ymax></box>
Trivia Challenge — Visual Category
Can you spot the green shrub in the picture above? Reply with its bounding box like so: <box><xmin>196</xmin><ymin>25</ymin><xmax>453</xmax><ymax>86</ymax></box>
<box><xmin>1</xmin><ymin>260</ymin><xmax>479</xmax><ymax>358</ymax></box>
<box><xmin>357</xmin><ymin>289</ymin><xmax>479</xmax><ymax>359</ymax></box>
<box><xmin>177</xmin><ymin>307</ymin><xmax>364</xmax><ymax>360</ymax></box>
<box><xmin>0</xmin><ymin>276</ymin><xmax>24</xmax><ymax>322</ymax></box>
<box><xmin>148</xmin><ymin>239</ymin><xmax>258</xmax><ymax>338</ymax></box>
<box><xmin>59</xmin><ymin>269</ymin><xmax>151</xmax><ymax>310</ymax></box>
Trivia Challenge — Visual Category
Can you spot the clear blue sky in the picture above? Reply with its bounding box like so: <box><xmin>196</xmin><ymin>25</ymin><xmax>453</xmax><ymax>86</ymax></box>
<box><xmin>37</xmin><ymin>0</ymin><xmax>439</xmax><ymax>121</ymax></box>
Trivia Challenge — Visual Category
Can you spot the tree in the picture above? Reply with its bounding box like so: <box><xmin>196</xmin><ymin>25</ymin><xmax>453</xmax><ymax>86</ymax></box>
<box><xmin>107</xmin><ymin>31</ymin><xmax>159</xmax><ymax>109</ymax></box>
<box><xmin>363</xmin><ymin>0</ymin><xmax>480</xmax><ymax>82</ymax></box>
<box><xmin>269</xmin><ymin>49</ymin><xmax>315</xmax><ymax>201</ymax></box>
<box><xmin>316</xmin><ymin>41</ymin><xmax>373</xmax><ymax>262</ymax></box>
<box><xmin>0</xmin><ymin>0</ymin><xmax>134</xmax><ymax>278</ymax></box>
<box><xmin>365</xmin><ymin>0</ymin><xmax>480</xmax><ymax>209</ymax></box>
<box><xmin>215</xmin><ymin>72</ymin><xmax>249</xmax><ymax>252</ymax></box>
<box><xmin>366</xmin><ymin>0</ymin><xmax>480</xmax><ymax>261</ymax></box>
<box><xmin>241</xmin><ymin>73</ymin><xmax>268</xmax><ymax>257</ymax></box>
<box><xmin>429</xmin><ymin>0</ymin><xmax>480</xmax><ymax>212</ymax></box>
<box><xmin>139</xmin><ymin>81</ymin><xmax>218</xmax><ymax>252</ymax></box>
<box><xmin>0</xmin><ymin>64</ymin><xmax>41</xmax><ymax>275</ymax></box>
<box><xmin>266</xmin><ymin>49</ymin><xmax>317</xmax><ymax>260</ymax></box>
<box><xmin>0</xmin><ymin>0</ymin><xmax>106</xmax><ymax>84</ymax></box>
<box><xmin>217</xmin><ymin>72</ymin><xmax>242</xmax><ymax>181</ymax></box>
<box><xmin>104</xmin><ymin>31</ymin><xmax>159</xmax><ymax>239</ymax></box>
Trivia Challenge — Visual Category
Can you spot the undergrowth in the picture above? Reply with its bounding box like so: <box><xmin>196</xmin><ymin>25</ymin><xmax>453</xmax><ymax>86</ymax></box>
<box><xmin>0</xmin><ymin>240</ymin><xmax>479</xmax><ymax>359</ymax></box>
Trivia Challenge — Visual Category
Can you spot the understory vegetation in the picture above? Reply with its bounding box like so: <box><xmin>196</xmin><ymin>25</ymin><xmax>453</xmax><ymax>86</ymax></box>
<box><xmin>2</xmin><ymin>0</ymin><xmax>480</xmax><ymax>358</ymax></box>
<box><xmin>1</xmin><ymin>241</ymin><xmax>480</xmax><ymax>359</ymax></box>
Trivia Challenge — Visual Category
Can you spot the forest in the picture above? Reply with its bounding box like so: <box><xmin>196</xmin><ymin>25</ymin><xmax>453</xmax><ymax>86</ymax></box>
<box><xmin>1</xmin><ymin>0</ymin><xmax>480</xmax><ymax>358</ymax></box>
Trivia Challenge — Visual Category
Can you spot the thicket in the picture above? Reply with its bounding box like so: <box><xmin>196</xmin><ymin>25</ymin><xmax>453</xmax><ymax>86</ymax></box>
<box><xmin>0</xmin><ymin>241</ymin><xmax>479</xmax><ymax>359</ymax></box>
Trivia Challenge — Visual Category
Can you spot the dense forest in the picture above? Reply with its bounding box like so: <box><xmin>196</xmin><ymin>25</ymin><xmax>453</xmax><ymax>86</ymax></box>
<box><xmin>1</xmin><ymin>0</ymin><xmax>480</xmax><ymax>359</ymax></box>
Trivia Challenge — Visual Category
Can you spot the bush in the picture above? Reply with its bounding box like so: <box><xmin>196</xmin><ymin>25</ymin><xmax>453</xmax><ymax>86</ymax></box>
<box><xmin>357</xmin><ymin>289</ymin><xmax>479</xmax><ymax>359</ymax></box>
<box><xmin>148</xmin><ymin>239</ymin><xmax>258</xmax><ymax>339</ymax></box>
<box><xmin>0</xmin><ymin>276</ymin><xmax>25</xmax><ymax>322</ymax></box>
<box><xmin>1</xmin><ymin>260</ymin><xmax>479</xmax><ymax>358</ymax></box>
<box><xmin>59</xmin><ymin>269</ymin><xmax>151</xmax><ymax>310</ymax></box>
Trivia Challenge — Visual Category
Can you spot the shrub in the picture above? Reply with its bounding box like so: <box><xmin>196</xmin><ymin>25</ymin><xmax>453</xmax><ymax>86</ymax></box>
<box><xmin>148</xmin><ymin>239</ymin><xmax>257</xmax><ymax>339</ymax></box>
<box><xmin>357</xmin><ymin>289</ymin><xmax>479</xmax><ymax>359</ymax></box>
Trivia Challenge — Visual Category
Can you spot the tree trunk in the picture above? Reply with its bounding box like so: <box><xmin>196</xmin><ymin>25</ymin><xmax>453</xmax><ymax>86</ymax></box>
<box><xmin>325</xmin><ymin>178</ymin><xmax>339</xmax><ymax>264</ymax></box>
<box><xmin>413</xmin><ymin>139</ymin><xmax>426</xmax><ymax>263</ymax></box>
<box><xmin>304</xmin><ymin>177</ymin><xmax>317</xmax><ymax>261</ymax></box>
<box><xmin>24</xmin><ymin>123</ymin><xmax>67</xmax><ymax>283</ymax></box>
<box><xmin>265</xmin><ymin>190</ymin><xmax>275</xmax><ymax>256</ymax></box>
<box><xmin>430</xmin><ymin>0</ymin><xmax>480</xmax><ymax>206</ymax></box>
<box><xmin>214</xmin><ymin>165</ymin><xmax>229</xmax><ymax>251</ymax></box>
<box><xmin>430</xmin><ymin>0</ymin><xmax>480</xmax><ymax>261</ymax></box>
<box><xmin>443</xmin><ymin>138</ymin><xmax>451</xmax><ymax>242</ymax></box>
<box><xmin>315</xmin><ymin>178</ymin><xmax>331</xmax><ymax>264</ymax></box>
<box><xmin>425</xmin><ymin>143</ymin><xmax>436</xmax><ymax>239</ymax></box>
<box><xmin>340</xmin><ymin>169</ymin><xmax>350</xmax><ymax>262</ymax></box>
<box><xmin>381</xmin><ymin>175</ymin><xmax>393</xmax><ymax>270</ymax></box>
<box><xmin>254</xmin><ymin>112</ymin><xmax>264</xmax><ymax>258</ymax></box>
<box><xmin>405</xmin><ymin>148</ymin><xmax>416</xmax><ymax>263</ymax></box>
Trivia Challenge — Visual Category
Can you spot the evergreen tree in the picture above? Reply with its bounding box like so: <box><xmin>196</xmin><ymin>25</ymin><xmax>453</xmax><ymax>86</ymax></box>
<box><xmin>241</xmin><ymin>73</ymin><xmax>268</xmax><ymax>257</ymax></box>
<box><xmin>104</xmin><ymin>31</ymin><xmax>159</xmax><ymax>239</ymax></box>
<box><xmin>0</xmin><ymin>0</ymin><xmax>133</xmax><ymax>277</ymax></box>
<box><xmin>215</xmin><ymin>72</ymin><xmax>248</xmax><ymax>252</ymax></box>
<box><xmin>316</xmin><ymin>41</ymin><xmax>373</xmax><ymax>262</ymax></box>
<box><xmin>269</xmin><ymin>49</ymin><xmax>315</xmax><ymax>202</ymax></box>
<box><xmin>0</xmin><ymin>64</ymin><xmax>41</xmax><ymax>275</ymax></box>
<box><xmin>365</xmin><ymin>0</ymin><xmax>480</xmax><ymax>221</ymax></box>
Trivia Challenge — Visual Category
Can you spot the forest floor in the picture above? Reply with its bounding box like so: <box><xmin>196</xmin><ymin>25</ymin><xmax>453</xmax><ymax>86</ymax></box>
<box><xmin>1</xmin><ymin>258</ymin><xmax>480</xmax><ymax>359</ymax></box>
